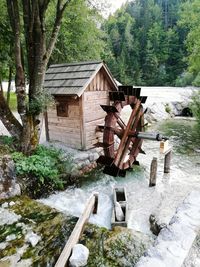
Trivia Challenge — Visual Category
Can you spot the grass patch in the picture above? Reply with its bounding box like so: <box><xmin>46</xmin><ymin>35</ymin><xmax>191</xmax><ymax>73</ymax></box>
<box><xmin>3</xmin><ymin>91</ymin><xmax>17</xmax><ymax>111</ymax></box>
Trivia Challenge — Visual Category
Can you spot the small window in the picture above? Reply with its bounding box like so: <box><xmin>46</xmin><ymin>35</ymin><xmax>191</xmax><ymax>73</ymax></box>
<box><xmin>56</xmin><ymin>101</ymin><xmax>68</xmax><ymax>117</ymax></box>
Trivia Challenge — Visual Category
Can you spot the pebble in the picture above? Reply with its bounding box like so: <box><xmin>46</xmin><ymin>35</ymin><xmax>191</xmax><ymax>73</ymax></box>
<box><xmin>9</xmin><ymin>201</ymin><xmax>15</xmax><ymax>206</ymax></box>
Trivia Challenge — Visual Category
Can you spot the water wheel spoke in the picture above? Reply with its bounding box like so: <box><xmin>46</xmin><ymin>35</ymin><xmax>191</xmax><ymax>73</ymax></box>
<box><xmin>114</xmin><ymin>113</ymin><xmax>126</xmax><ymax>129</ymax></box>
<box><xmin>118</xmin><ymin>108</ymin><xmax>144</xmax><ymax>169</ymax></box>
<box><xmin>114</xmin><ymin>99</ymin><xmax>141</xmax><ymax>168</ymax></box>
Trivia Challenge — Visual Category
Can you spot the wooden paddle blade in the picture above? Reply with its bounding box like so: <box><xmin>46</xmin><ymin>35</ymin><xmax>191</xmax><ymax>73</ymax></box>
<box><xmin>139</xmin><ymin>147</ymin><xmax>146</xmax><ymax>154</ymax></box>
<box><xmin>109</xmin><ymin>91</ymin><xmax>125</xmax><ymax>101</ymax></box>
<box><xmin>96</xmin><ymin>156</ymin><xmax>114</xmax><ymax>166</ymax></box>
<box><xmin>101</xmin><ymin>105</ymin><xmax>119</xmax><ymax>113</ymax></box>
<box><xmin>103</xmin><ymin>164</ymin><xmax>126</xmax><ymax>177</ymax></box>
<box><xmin>139</xmin><ymin>96</ymin><xmax>147</xmax><ymax>104</ymax></box>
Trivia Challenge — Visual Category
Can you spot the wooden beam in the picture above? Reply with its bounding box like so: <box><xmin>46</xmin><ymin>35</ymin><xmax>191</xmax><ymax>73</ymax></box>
<box><xmin>55</xmin><ymin>193</ymin><xmax>99</xmax><ymax>267</ymax></box>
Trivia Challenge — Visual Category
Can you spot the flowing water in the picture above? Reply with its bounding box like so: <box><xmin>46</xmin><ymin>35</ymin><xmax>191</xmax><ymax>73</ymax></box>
<box><xmin>40</xmin><ymin>119</ymin><xmax>200</xmax><ymax>235</ymax></box>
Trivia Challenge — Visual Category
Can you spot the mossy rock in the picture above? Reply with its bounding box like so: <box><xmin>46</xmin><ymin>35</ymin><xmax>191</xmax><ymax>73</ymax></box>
<box><xmin>0</xmin><ymin>196</ymin><xmax>77</xmax><ymax>266</ymax></box>
<box><xmin>80</xmin><ymin>225</ymin><xmax>152</xmax><ymax>267</ymax></box>
<box><xmin>0</xmin><ymin>197</ymin><xmax>152</xmax><ymax>267</ymax></box>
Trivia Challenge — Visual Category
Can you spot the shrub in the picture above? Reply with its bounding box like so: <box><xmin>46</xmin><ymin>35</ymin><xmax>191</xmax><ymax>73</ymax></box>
<box><xmin>175</xmin><ymin>72</ymin><xmax>194</xmax><ymax>87</ymax></box>
<box><xmin>12</xmin><ymin>145</ymin><xmax>74</xmax><ymax>198</ymax></box>
<box><xmin>190</xmin><ymin>91</ymin><xmax>200</xmax><ymax>127</ymax></box>
<box><xmin>192</xmin><ymin>72</ymin><xmax>200</xmax><ymax>87</ymax></box>
<box><xmin>0</xmin><ymin>136</ymin><xmax>15</xmax><ymax>146</ymax></box>
<box><xmin>165</xmin><ymin>103</ymin><xmax>171</xmax><ymax>114</ymax></box>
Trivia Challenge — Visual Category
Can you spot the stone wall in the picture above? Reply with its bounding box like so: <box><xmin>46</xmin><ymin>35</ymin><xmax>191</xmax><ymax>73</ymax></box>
<box><xmin>45</xmin><ymin>142</ymin><xmax>103</xmax><ymax>176</ymax></box>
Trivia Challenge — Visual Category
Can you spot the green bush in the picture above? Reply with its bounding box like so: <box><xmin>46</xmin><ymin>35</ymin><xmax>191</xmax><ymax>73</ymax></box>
<box><xmin>0</xmin><ymin>136</ymin><xmax>15</xmax><ymax>146</ymax></box>
<box><xmin>12</xmin><ymin>145</ymin><xmax>74</xmax><ymax>198</ymax></box>
<box><xmin>165</xmin><ymin>103</ymin><xmax>171</xmax><ymax>114</ymax></box>
<box><xmin>190</xmin><ymin>91</ymin><xmax>200</xmax><ymax>127</ymax></box>
<box><xmin>192</xmin><ymin>72</ymin><xmax>200</xmax><ymax>87</ymax></box>
<box><xmin>175</xmin><ymin>72</ymin><xmax>195</xmax><ymax>87</ymax></box>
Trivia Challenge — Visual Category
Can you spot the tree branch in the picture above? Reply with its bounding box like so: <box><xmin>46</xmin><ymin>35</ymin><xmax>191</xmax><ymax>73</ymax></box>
<box><xmin>45</xmin><ymin>0</ymin><xmax>72</xmax><ymax>63</ymax></box>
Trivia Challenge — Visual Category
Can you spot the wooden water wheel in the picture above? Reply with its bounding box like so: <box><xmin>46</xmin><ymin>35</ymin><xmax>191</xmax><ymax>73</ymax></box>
<box><xmin>96</xmin><ymin>86</ymin><xmax>147</xmax><ymax>177</ymax></box>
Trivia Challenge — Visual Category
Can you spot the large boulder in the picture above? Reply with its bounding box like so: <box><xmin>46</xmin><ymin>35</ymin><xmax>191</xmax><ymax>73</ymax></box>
<box><xmin>0</xmin><ymin>155</ymin><xmax>21</xmax><ymax>199</ymax></box>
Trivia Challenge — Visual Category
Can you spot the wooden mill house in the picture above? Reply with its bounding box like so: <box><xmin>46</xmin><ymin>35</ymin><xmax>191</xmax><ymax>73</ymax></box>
<box><xmin>44</xmin><ymin>61</ymin><xmax>118</xmax><ymax>150</ymax></box>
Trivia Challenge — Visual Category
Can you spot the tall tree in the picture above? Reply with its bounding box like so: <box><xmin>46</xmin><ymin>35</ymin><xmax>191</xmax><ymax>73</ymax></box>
<box><xmin>0</xmin><ymin>0</ymin><xmax>73</xmax><ymax>154</ymax></box>
<box><xmin>49</xmin><ymin>0</ymin><xmax>105</xmax><ymax>64</ymax></box>
<box><xmin>103</xmin><ymin>0</ymin><xmax>187</xmax><ymax>86</ymax></box>
<box><xmin>179</xmin><ymin>0</ymin><xmax>200</xmax><ymax>85</ymax></box>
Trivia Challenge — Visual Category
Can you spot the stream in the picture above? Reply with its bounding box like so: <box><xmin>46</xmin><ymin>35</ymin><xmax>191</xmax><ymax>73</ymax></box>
<box><xmin>40</xmin><ymin>119</ymin><xmax>200</xmax><ymax>236</ymax></box>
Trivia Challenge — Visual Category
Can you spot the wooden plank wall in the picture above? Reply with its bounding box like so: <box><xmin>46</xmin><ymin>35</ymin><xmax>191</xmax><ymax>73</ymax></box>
<box><xmin>47</xmin><ymin>98</ymin><xmax>82</xmax><ymax>149</ymax></box>
<box><xmin>84</xmin><ymin>69</ymin><xmax>115</xmax><ymax>149</ymax></box>
<box><xmin>86</xmin><ymin>68</ymin><xmax>112</xmax><ymax>92</ymax></box>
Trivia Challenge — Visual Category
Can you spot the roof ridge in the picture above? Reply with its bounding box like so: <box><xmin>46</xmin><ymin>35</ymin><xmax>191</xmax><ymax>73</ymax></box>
<box><xmin>49</xmin><ymin>60</ymin><xmax>103</xmax><ymax>68</ymax></box>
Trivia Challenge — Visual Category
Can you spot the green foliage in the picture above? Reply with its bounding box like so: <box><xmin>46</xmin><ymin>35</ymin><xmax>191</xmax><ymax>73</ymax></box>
<box><xmin>28</xmin><ymin>91</ymin><xmax>54</xmax><ymax>115</ymax></box>
<box><xmin>190</xmin><ymin>91</ymin><xmax>200</xmax><ymax>127</ymax></box>
<box><xmin>0</xmin><ymin>136</ymin><xmax>16</xmax><ymax>155</ymax></box>
<box><xmin>49</xmin><ymin>0</ymin><xmax>105</xmax><ymax>64</ymax></box>
<box><xmin>192</xmin><ymin>73</ymin><xmax>200</xmax><ymax>87</ymax></box>
<box><xmin>0</xmin><ymin>136</ymin><xmax>15</xmax><ymax>146</ymax></box>
<box><xmin>175</xmin><ymin>72</ymin><xmax>195</xmax><ymax>86</ymax></box>
<box><xmin>0</xmin><ymin>196</ymin><xmax>77</xmax><ymax>265</ymax></box>
<box><xmin>103</xmin><ymin>0</ymin><xmax>187</xmax><ymax>86</ymax></box>
<box><xmin>178</xmin><ymin>0</ymin><xmax>200</xmax><ymax>83</ymax></box>
<box><xmin>12</xmin><ymin>145</ymin><xmax>74</xmax><ymax>198</ymax></box>
<box><xmin>0</xmin><ymin>1</ymin><xmax>14</xmax><ymax>81</ymax></box>
<box><xmin>165</xmin><ymin>103</ymin><xmax>171</xmax><ymax>114</ymax></box>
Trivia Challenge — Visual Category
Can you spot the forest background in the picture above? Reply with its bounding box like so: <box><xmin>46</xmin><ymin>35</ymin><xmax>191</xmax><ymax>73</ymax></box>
<box><xmin>1</xmin><ymin>0</ymin><xmax>200</xmax><ymax>87</ymax></box>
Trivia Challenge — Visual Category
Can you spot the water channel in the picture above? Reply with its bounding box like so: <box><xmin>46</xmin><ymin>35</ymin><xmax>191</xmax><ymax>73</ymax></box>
<box><xmin>40</xmin><ymin>118</ymin><xmax>200</xmax><ymax>239</ymax></box>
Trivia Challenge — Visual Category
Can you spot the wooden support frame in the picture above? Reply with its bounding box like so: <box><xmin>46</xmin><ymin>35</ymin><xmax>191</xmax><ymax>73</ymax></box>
<box><xmin>55</xmin><ymin>193</ymin><xmax>99</xmax><ymax>267</ymax></box>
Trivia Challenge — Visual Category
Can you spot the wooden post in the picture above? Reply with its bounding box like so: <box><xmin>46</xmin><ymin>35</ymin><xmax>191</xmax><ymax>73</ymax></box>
<box><xmin>55</xmin><ymin>193</ymin><xmax>98</xmax><ymax>267</ymax></box>
<box><xmin>44</xmin><ymin>111</ymin><xmax>50</xmax><ymax>142</ymax></box>
<box><xmin>93</xmin><ymin>193</ymin><xmax>99</xmax><ymax>214</ymax></box>
<box><xmin>149</xmin><ymin>157</ymin><xmax>157</xmax><ymax>187</ymax></box>
<box><xmin>164</xmin><ymin>150</ymin><xmax>172</xmax><ymax>173</ymax></box>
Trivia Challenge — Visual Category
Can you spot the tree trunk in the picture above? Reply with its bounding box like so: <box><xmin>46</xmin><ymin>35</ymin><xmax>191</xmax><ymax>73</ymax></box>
<box><xmin>3</xmin><ymin>0</ymin><xmax>72</xmax><ymax>154</ymax></box>
<box><xmin>0</xmin><ymin>90</ymin><xmax>22</xmax><ymax>139</ymax></box>
<box><xmin>7</xmin><ymin>66</ymin><xmax>13</xmax><ymax>105</ymax></box>
<box><xmin>20</xmin><ymin>114</ymin><xmax>40</xmax><ymax>154</ymax></box>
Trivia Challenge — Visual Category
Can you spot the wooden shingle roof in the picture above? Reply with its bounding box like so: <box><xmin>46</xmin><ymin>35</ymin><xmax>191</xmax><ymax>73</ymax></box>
<box><xmin>44</xmin><ymin>60</ymin><xmax>118</xmax><ymax>96</ymax></box>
